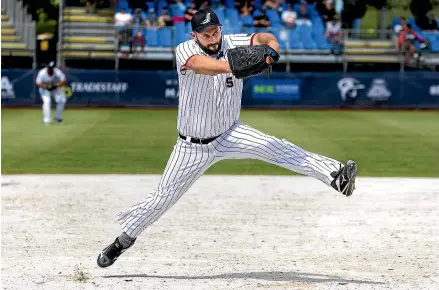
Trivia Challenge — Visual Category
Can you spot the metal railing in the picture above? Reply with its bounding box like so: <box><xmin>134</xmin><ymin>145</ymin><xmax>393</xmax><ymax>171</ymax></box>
<box><xmin>59</xmin><ymin>21</ymin><xmax>432</xmax><ymax>72</ymax></box>
<box><xmin>1</xmin><ymin>0</ymin><xmax>36</xmax><ymax>51</ymax></box>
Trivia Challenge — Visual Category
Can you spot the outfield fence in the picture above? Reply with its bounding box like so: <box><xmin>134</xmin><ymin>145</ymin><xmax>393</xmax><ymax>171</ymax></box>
<box><xmin>1</xmin><ymin>69</ymin><xmax>439</xmax><ymax>109</ymax></box>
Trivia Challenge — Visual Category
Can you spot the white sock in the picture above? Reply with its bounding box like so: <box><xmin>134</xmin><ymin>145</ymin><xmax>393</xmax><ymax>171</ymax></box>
<box><xmin>43</xmin><ymin>102</ymin><xmax>51</xmax><ymax>123</ymax></box>
<box><xmin>55</xmin><ymin>102</ymin><xmax>65</xmax><ymax>120</ymax></box>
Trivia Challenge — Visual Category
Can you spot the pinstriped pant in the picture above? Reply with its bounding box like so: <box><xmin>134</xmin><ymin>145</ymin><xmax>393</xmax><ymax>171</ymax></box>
<box><xmin>118</xmin><ymin>121</ymin><xmax>343</xmax><ymax>238</ymax></box>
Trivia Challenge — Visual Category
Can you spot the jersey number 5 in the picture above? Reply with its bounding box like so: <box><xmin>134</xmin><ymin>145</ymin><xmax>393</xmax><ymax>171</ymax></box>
<box><xmin>226</xmin><ymin>77</ymin><xmax>234</xmax><ymax>88</ymax></box>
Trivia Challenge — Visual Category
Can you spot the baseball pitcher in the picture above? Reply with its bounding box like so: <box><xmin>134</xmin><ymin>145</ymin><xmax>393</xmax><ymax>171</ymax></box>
<box><xmin>35</xmin><ymin>61</ymin><xmax>67</xmax><ymax>125</ymax></box>
<box><xmin>97</xmin><ymin>8</ymin><xmax>358</xmax><ymax>268</ymax></box>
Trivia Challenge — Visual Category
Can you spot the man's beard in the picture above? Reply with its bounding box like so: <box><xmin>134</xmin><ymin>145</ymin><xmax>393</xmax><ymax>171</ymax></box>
<box><xmin>196</xmin><ymin>38</ymin><xmax>222</xmax><ymax>55</ymax></box>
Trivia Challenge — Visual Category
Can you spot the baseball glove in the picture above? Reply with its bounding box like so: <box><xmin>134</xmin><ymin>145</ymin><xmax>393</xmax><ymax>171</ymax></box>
<box><xmin>47</xmin><ymin>84</ymin><xmax>57</xmax><ymax>91</ymax></box>
<box><xmin>226</xmin><ymin>44</ymin><xmax>280</xmax><ymax>79</ymax></box>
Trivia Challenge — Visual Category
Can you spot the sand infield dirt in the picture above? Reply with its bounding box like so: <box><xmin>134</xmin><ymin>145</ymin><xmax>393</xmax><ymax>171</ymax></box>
<box><xmin>1</xmin><ymin>175</ymin><xmax>438</xmax><ymax>290</ymax></box>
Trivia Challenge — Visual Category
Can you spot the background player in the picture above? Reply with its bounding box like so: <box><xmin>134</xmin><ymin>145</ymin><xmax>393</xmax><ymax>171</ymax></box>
<box><xmin>35</xmin><ymin>61</ymin><xmax>67</xmax><ymax>125</ymax></box>
<box><xmin>97</xmin><ymin>8</ymin><xmax>357</xmax><ymax>268</ymax></box>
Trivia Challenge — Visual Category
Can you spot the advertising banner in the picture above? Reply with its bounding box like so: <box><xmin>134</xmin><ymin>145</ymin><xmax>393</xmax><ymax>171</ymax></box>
<box><xmin>2</xmin><ymin>69</ymin><xmax>439</xmax><ymax>109</ymax></box>
<box><xmin>1</xmin><ymin>70</ymin><xmax>36</xmax><ymax>106</ymax></box>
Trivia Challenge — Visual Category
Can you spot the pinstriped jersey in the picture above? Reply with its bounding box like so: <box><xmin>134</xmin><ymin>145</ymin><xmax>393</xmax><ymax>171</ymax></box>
<box><xmin>175</xmin><ymin>33</ymin><xmax>255</xmax><ymax>138</ymax></box>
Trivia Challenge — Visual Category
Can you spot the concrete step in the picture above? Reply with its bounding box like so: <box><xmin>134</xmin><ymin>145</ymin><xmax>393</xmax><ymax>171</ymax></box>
<box><xmin>62</xmin><ymin>51</ymin><xmax>115</xmax><ymax>58</ymax></box>
<box><xmin>1</xmin><ymin>50</ymin><xmax>32</xmax><ymax>57</ymax></box>
<box><xmin>63</xmin><ymin>28</ymin><xmax>116</xmax><ymax>37</ymax></box>
<box><xmin>2</xmin><ymin>21</ymin><xmax>12</xmax><ymax>28</ymax></box>
<box><xmin>1</xmin><ymin>35</ymin><xmax>20</xmax><ymax>42</ymax></box>
<box><xmin>345</xmin><ymin>40</ymin><xmax>393</xmax><ymax>49</ymax></box>
<box><xmin>63</xmin><ymin>21</ymin><xmax>115</xmax><ymax>30</ymax></box>
<box><xmin>64</xmin><ymin>7</ymin><xmax>114</xmax><ymax>16</ymax></box>
<box><xmin>1</xmin><ymin>28</ymin><xmax>15</xmax><ymax>35</ymax></box>
<box><xmin>63</xmin><ymin>15</ymin><xmax>113</xmax><ymax>23</ymax></box>
<box><xmin>64</xmin><ymin>36</ymin><xmax>115</xmax><ymax>44</ymax></box>
<box><xmin>63</xmin><ymin>43</ymin><xmax>115</xmax><ymax>50</ymax></box>
<box><xmin>344</xmin><ymin>55</ymin><xmax>399</xmax><ymax>63</ymax></box>
<box><xmin>345</xmin><ymin>48</ymin><xmax>397</xmax><ymax>55</ymax></box>
<box><xmin>2</xmin><ymin>42</ymin><xmax>26</xmax><ymax>49</ymax></box>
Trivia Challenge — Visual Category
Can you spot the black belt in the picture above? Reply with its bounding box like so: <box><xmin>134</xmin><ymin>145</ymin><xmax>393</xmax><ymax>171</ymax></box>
<box><xmin>179</xmin><ymin>133</ymin><xmax>219</xmax><ymax>144</ymax></box>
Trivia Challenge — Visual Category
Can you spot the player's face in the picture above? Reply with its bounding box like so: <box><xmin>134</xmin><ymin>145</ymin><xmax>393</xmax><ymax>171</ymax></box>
<box><xmin>47</xmin><ymin>68</ymin><xmax>54</xmax><ymax>76</ymax></box>
<box><xmin>194</xmin><ymin>26</ymin><xmax>222</xmax><ymax>55</ymax></box>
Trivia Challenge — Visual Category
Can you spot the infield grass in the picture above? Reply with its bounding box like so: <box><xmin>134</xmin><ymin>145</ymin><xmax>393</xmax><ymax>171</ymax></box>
<box><xmin>1</xmin><ymin>109</ymin><xmax>439</xmax><ymax>176</ymax></box>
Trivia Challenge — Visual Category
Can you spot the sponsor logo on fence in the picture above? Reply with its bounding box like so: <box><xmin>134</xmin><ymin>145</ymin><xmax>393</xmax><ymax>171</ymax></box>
<box><xmin>165</xmin><ymin>79</ymin><xmax>178</xmax><ymax>99</ymax></box>
<box><xmin>252</xmin><ymin>79</ymin><xmax>300</xmax><ymax>100</ymax></box>
<box><xmin>367</xmin><ymin>79</ymin><xmax>391</xmax><ymax>101</ymax></box>
<box><xmin>430</xmin><ymin>85</ymin><xmax>439</xmax><ymax>96</ymax></box>
<box><xmin>71</xmin><ymin>82</ymin><xmax>128</xmax><ymax>93</ymax></box>
<box><xmin>1</xmin><ymin>77</ymin><xmax>15</xmax><ymax>99</ymax></box>
<box><xmin>337</xmin><ymin>78</ymin><xmax>365</xmax><ymax>101</ymax></box>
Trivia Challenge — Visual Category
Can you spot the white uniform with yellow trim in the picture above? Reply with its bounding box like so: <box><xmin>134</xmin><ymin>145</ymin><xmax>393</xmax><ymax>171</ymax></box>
<box><xmin>117</xmin><ymin>33</ymin><xmax>344</xmax><ymax>238</ymax></box>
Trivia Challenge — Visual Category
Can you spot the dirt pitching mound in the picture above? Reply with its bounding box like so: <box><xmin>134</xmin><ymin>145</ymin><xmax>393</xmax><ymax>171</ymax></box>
<box><xmin>1</xmin><ymin>175</ymin><xmax>438</xmax><ymax>290</ymax></box>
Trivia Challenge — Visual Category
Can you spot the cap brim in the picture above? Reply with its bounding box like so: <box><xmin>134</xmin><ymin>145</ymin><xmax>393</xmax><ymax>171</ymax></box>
<box><xmin>194</xmin><ymin>24</ymin><xmax>222</xmax><ymax>33</ymax></box>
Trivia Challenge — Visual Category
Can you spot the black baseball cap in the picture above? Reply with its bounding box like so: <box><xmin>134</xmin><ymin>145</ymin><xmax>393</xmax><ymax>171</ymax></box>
<box><xmin>46</xmin><ymin>61</ymin><xmax>55</xmax><ymax>69</ymax></box>
<box><xmin>191</xmin><ymin>8</ymin><xmax>222</xmax><ymax>33</ymax></box>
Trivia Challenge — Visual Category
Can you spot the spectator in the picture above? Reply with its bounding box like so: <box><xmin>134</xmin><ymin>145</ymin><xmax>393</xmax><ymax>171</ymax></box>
<box><xmin>115</xmin><ymin>7</ymin><xmax>133</xmax><ymax>50</ymax></box>
<box><xmin>296</xmin><ymin>1</ymin><xmax>312</xmax><ymax>26</ymax></box>
<box><xmin>172</xmin><ymin>0</ymin><xmax>187</xmax><ymax>11</ymax></box>
<box><xmin>184</xmin><ymin>2</ymin><xmax>198</xmax><ymax>23</ymax></box>
<box><xmin>157</xmin><ymin>7</ymin><xmax>173</xmax><ymax>27</ymax></box>
<box><xmin>281</xmin><ymin>4</ymin><xmax>297</xmax><ymax>28</ymax></box>
<box><xmin>115</xmin><ymin>7</ymin><xmax>133</xmax><ymax>31</ymax></box>
<box><xmin>397</xmin><ymin>23</ymin><xmax>428</xmax><ymax>62</ymax></box>
<box><xmin>132</xmin><ymin>28</ymin><xmax>145</xmax><ymax>51</ymax></box>
<box><xmin>254</xmin><ymin>9</ymin><xmax>270</xmax><ymax>28</ymax></box>
<box><xmin>240</xmin><ymin>4</ymin><xmax>254</xmax><ymax>29</ymax></box>
<box><xmin>235</xmin><ymin>0</ymin><xmax>245</xmax><ymax>12</ymax></box>
<box><xmin>263</xmin><ymin>0</ymin><xmax>280</xmax><ymax>11</ymax></box>
<box><xmin>85</xmin><ymin>0</ymin><xmax>97</xmax><ymax>13</ymax></box>
<box><xmin>325</xmin><ymin>15</ymin><xmax>343</xmax><ymax>46</ymax></box>
<box><xmin>133</xmin><ymin>8</ymin><xmax>148</xmax><ymax>27</ymax></box>
<box><xmin>318</xmin><ymin>0</ymin><xmax>336</xmax><ymax>23</ymax></box>
<box><xmin>236</xmin><ymin>0</ymin><xmax>254</xmax><ymax>14</ymax></box>
<box><xmin>146</xmin><ymin>8</ymin><xmax>157</xmax><ymax>27</ymax></box>
<box><xmin>394</xmin><ymin>16</ymin><xmax>407</xmax><ymax>35</ymax></box>
<box><xmin>393</xmin><ymin>17</ymin><xmax>406</xmax><ymax>53</ymax></box>
<box><xmin>171</xmin><ymin>0</ymin><xmax>187</xmax><ymax>23</ymax></box>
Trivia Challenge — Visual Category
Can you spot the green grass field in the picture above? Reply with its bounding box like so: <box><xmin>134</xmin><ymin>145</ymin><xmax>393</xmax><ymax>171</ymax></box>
<box><xmin>2</xmin><ymin>109</ymin><xmax>438</xmax><ymax>176</ymax></box>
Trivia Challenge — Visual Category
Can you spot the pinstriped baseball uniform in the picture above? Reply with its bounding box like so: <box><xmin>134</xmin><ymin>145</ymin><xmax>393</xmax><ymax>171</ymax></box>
<box><xmin>176</xmin><ymin>34</ymin><xmax>255</xmax><ymax>138</ymax></box>
<box><xmin>117</xmin><ymin>33</ymin><xmax>344</xmax><ymax>238</ymax></box>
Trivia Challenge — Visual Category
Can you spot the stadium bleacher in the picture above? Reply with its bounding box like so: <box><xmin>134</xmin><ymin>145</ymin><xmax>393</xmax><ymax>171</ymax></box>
<box><xmin>62</xmin><ymin>6</ymin><xmax>116</xmax><ymax>59</ymax></box>
<box><xmin>1</xmin><ymin>1</ymin><xmax>35</xmax><ymax>57</ymax></box>
<box><xmin>59</xmin><ymin>0</ymin><xmax>439</xmax><ymax>67</ymax></box>
<box><xmin>113</xmin><ymin>0</ymin><xmax>339</xmax><ymax>60</ymax></box>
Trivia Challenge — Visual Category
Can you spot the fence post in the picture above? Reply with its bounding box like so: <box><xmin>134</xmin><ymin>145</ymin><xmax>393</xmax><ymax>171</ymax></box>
<box><xmin>57</xmin><ymin>0</ymin><xmax>65</xmax><ymax>68</ymax></box>
<box><xmin>115</xmin><ymin>26</ymin><xmax>119</xmax><ymax>71</ymax></box>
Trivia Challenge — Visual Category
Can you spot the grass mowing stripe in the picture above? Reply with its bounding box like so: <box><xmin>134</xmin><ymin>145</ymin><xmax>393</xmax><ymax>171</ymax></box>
<box><xmin>341</xmin><ymin>112</ymin><xmax>439</xmax><ymax>177</ymax></box>
<box><xmin>1</xmin><ymin>109</ymin><xmax>438</xmax><ymax>176</ymax></box>
<box><xmin>1</xmin><ymin>110</ymin><xmax>112</xmax><ymax>173</ymax></box>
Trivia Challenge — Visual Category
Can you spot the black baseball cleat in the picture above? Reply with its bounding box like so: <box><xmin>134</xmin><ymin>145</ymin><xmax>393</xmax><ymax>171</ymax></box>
<box><xmin>97</xmin><ymin>237</ymin><xmax>135</xmax><ymax>268</ymax></box>
<box><xmin>330</xmin><ymin>160</ymin><xmax>357</xmax><ymax>197</ymax></box>
<box><xmin>54</xmin><ymin>118</ymin><xmax>63</xmax><ymax>123</ymax></box>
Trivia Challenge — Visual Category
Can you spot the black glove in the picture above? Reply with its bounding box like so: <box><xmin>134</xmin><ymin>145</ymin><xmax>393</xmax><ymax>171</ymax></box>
<box><xmin>226</xmin><ymin>44</ymin><xmax>280</xmax><ymax>79</ymax></box>
<box><xmin>47</xmin><ymin>84</ymin><xmax>57</xmax><ymax>91</ymax></box>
